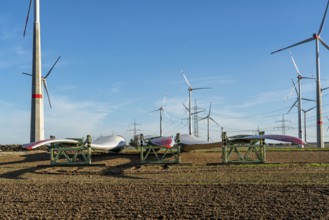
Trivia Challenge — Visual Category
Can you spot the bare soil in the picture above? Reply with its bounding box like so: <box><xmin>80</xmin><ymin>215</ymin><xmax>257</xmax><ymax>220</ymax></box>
<box><xmin>0</xmin><ymin>149</ymin><xmax>329</xmax><ymax>219</ymax></box>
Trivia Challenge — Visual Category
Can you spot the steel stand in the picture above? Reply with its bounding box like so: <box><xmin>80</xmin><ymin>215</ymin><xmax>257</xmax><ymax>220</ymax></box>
<box><xmin>222</xmin><ymin>132</ymin><xmax>266</xmax><ymax>164</ymax></box>
<box><xmin>139</xmin><ymin>133</ymin><xmax>181</xmax><ymax>164</ymax></box>
<box><xmin>50</xmin><ymin>135</ymin><xmax>92</xmax><ymax>165</ymax></box>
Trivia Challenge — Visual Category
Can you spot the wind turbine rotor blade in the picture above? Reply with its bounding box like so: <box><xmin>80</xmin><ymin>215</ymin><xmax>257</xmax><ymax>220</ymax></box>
<box><xmin>302</xmin><ymin>76</ymin><xmax>315</xmax><ymax>80</ymax></box>
<box><xmin>307</xmin><ymin>106</ymin><xmax>316</xmax><ymax>112</ymax></box>
<box><xmin>192</xmin><ymin>87</ymin><xmax>211</xmax><ymax>91</ymax></box>
<box><xmin>44</xmin><ymin>56</ymin><xmax>61</xmax><ymax>79</ymax></box>
<box><xmin>162</xmin><ymin>95</ymin><xmax>167</xmax><ymax>108</ymax></box>
<box><xmin>319</xmin><ymin>38</ymin><xmax>329</xmax><ymax>50</ymax></box>
<box><xmin>210</xmin><ymin>117</ymin><xmax>220</xmax><ymax>126</ymax></box>
<box><xmin>163</xmin><ymin>110</ymin><xmax>172</xmax><ymax>120</ymax></box>
<box><xmin>287</xmin><ymin>100</ymin><xmax>298</xmax><ymax>114</ymax></box>
<box><xmin>271</xmin><ymin>37</ymin><xmax>314</xmax><ymax>54</ymax></box>
<box><xmin>182</xmin><ymin>103</ymin><xmax>189</xmax><ymax>112</ymax></box>
<box><xmin>199</xmin><ymin>116</ymin><xmax>207</xmax><ymax>121</ymax></box>
<box><xmin>209</xmin><ymin>102</ymin><xmax>212</xmax><ymax>115</ymax></box>
<box><xmin>23</xmin><ymin>0</ymin><xmax>32</xmax><ymax>37</ymax></box>
<box><xmin>42</xmin><ymin>80</ymin><xmax>52</xmax><ymax>109</ymax></box>
<box><xmin>291</xmin><ymin>79</ymin><xmax>298</xmax><ymax>96</ymax></box>
<box><xmin>22</xmin><ymin>72</ymin><xmax>32</xmax><ymax>76</ymax></box>
<box><xmin>191</xmin><ymin>110</ymin><xmax>205</xmax><ymax>115</ymax></box>
<box><xmin>290</xmin><ymin>55</ymin><xmax>301</xmax><ymax>76</ymax></box>
<box><xmin>302</xmin><ymin>98</ymin><xmax>316</xmax><ymax>102</ymax></box>
<box><xmin>182</xmin><ymin>72</ymin><xmax>192</xmax><ymax>89</ymax></box>
<box><xmin>318</xmin><ymin>0</ymin><xmax>329</xmax><ymax>35</ymax></box>
<box><xmin>150</xmin><ymin>108</ymin><xmax>160</xmax><ymax>113</ymax></box>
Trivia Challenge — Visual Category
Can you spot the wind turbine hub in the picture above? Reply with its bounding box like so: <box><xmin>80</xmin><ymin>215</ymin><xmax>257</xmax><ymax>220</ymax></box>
<box><xmin>313</xmin><ymin>33</ymin><xmax>320</xmax><ymax>39</ymax></box>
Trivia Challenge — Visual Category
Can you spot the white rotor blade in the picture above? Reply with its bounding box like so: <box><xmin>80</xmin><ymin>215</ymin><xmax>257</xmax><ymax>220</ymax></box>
<box><xmin>182</xmin><ymin>72</ymin><xmax>192</xmax><ymax>89</ymax></box>
<box><xmin>318</xmin><ymin>0</ymin><xmax>329</xmax><ymax>35</ymax></box>
<box><xmin>290</xmin><ymin>55</ymin><xmax>301</xmax><ymax>76</ymax></box>
<box><xmin>192</xmin><ymin>87</ymin><xmax>211</xmax><ymax>91</ymax></box>
<box><xmin>163</xmin><ymin>109</ymin><xmax>172</xmax><ymax>121</ymax></box>
<box><xmin>162</xmin><ymin>95</ymin><xmax>167</xmax><ymax>108</ymax></box>
<box><xmin>42</xmin><ymin>80</ymin><xmax>52</xmax><ymax>109</ymax></box>
<box><xmin>44</xmin><ymin>56</ymin><xmax>61</xmax><ymax>79</ymax></box>
<box><xmin>271</xmin><ymin>37</ymin><xmax>314</xmax><ymax>54</ymax></box>
<box><xmin>23</xmin><ymin>0</ymin><xmax>32</xmax><ymax>37</ymax></box>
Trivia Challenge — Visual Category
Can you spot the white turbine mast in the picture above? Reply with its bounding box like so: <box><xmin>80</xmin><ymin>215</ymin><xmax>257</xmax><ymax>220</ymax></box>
<box><xmin>199</xmin><ymin>102</ymin><xmax>220</xmax><ymax>142</ymax></box>
<box><xmin>287</xmin><ymin>54</ymin><xmax>314</xmax><ymax>147</ymax></box>
<box><xmin>181</xmin><ymin>71</ymin><xmax>210</xmax><ymax>135</ymax></box>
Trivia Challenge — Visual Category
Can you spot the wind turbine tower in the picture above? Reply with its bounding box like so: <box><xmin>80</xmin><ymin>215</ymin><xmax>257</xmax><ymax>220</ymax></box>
<box><xmin>182</xmin><ymin>71</ymin><xmax>210</xmax><ymax>135</ymax></box>
<box><xmin>200</xmin><ymin>102</ymin><xmax>220</xmax><ymax>142</ymax></box>
<box><xmin>288</xmin><ymin>55</ymin><xmax>314</xmax><ymax>147</ymax></box>
<box><xmin>271</xmin><ymin>0</ymin><xmax>329</xmax><ymax>148</ymax></box>
<box><xmin>24</xmin><ymin>0</ymin><xmax>44</xmax><ymax>142</ymax></box>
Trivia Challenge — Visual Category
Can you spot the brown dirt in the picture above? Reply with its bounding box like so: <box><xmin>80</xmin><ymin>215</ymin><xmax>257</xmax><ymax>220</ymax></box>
<box><xmin>0</xmin><ymin>150</ymin><xmax>329</xmax><ymax>219</ymax></box>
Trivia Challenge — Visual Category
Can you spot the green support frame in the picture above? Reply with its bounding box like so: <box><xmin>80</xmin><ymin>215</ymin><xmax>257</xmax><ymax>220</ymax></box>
<box><xmin>139</xmin><ymin>134</ymin><xmax>181</xmax><ymax>164</ymax></box>
<box><xmin>221</xmin><ymin>132</ymin><xmax>266</xmax><ymax>164</ymax></box>
<box><xmin>50</xmin><ymin>135</ymin><xmax>92</xmax><ymax>165</ymax></box>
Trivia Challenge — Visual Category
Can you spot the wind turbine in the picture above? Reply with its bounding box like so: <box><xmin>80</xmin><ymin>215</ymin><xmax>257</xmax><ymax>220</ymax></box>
<box><xmin>23</xmin><ymin>0</ymin><xmax>45</xmax><ymax>142</ymax></box>
<box><xmin>182</xmin><ymin>71</ymin><xmax>210</xmax><ymax>135</ymax></box>
<box><xmin>271</xmin><ymin>0</ymin><xmax>329</xmax><ymax>148</ymax></box>
<box><xmin>151</xmin><ymin>95</ymin><xmax>169</xmax><ymax>137</ymax></box>
<box><xmin>23</xmin><ymin>56</ymin><xmax>61</xmax><ymax>109</ymax></box>
<box><xmin>287</xmin><ymin>54</ymin><xmax>314</xmax><ymax>147</ymax></box>
<box><xmin>199</xmin><ymin>102</ymin><xmax>220</xmax><ymax>142</ymax></box>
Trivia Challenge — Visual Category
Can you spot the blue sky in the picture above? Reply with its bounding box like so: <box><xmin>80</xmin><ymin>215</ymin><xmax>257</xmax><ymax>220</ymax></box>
<box><xmin>1</xmin><ymin>0</ymin><xmax>329</xmax><ymax>144</ymax></box>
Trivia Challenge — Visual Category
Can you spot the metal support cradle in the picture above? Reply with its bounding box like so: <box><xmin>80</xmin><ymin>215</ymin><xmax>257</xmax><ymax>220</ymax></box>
<box><xmin>221</xmin><ymin>131</ymin><xmax>266</xmax><ymax>164</ymax></box>
<box><xmin>139</xmin><ymin>133</ymin><xmax>181</xmax><ymax>164</ymax></box>
<box><xmin>50</xmin><ymin>135</ymin><xmax>92</xmax><ymax>165</ymax></box>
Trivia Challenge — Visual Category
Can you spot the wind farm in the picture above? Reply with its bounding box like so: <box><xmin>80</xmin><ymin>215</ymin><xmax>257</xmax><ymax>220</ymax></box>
<box><xmin>1</xmin><ymin>1</ymin><xmax>329</xmax><ymax>219</ymax></box>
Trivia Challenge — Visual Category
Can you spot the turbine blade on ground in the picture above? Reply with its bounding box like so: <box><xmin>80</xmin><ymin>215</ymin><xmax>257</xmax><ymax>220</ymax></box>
<box><xmin>271</xmin><ymin>37</ymin><xmax>314</xmax><ymax>54</ymax></box>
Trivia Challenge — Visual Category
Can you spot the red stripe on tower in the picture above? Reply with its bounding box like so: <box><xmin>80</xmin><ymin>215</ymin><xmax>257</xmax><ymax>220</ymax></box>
<box><xmin>32</xmin><ymin>94</ymin><xmax>42</xmax><ymax>99</ymax></box>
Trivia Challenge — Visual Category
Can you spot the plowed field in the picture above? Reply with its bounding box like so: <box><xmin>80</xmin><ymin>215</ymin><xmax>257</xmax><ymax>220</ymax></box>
<box><xmin>0</xmin><ymin>149</ymin><xmax>329</xmax><ymax>219</ymax></box>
